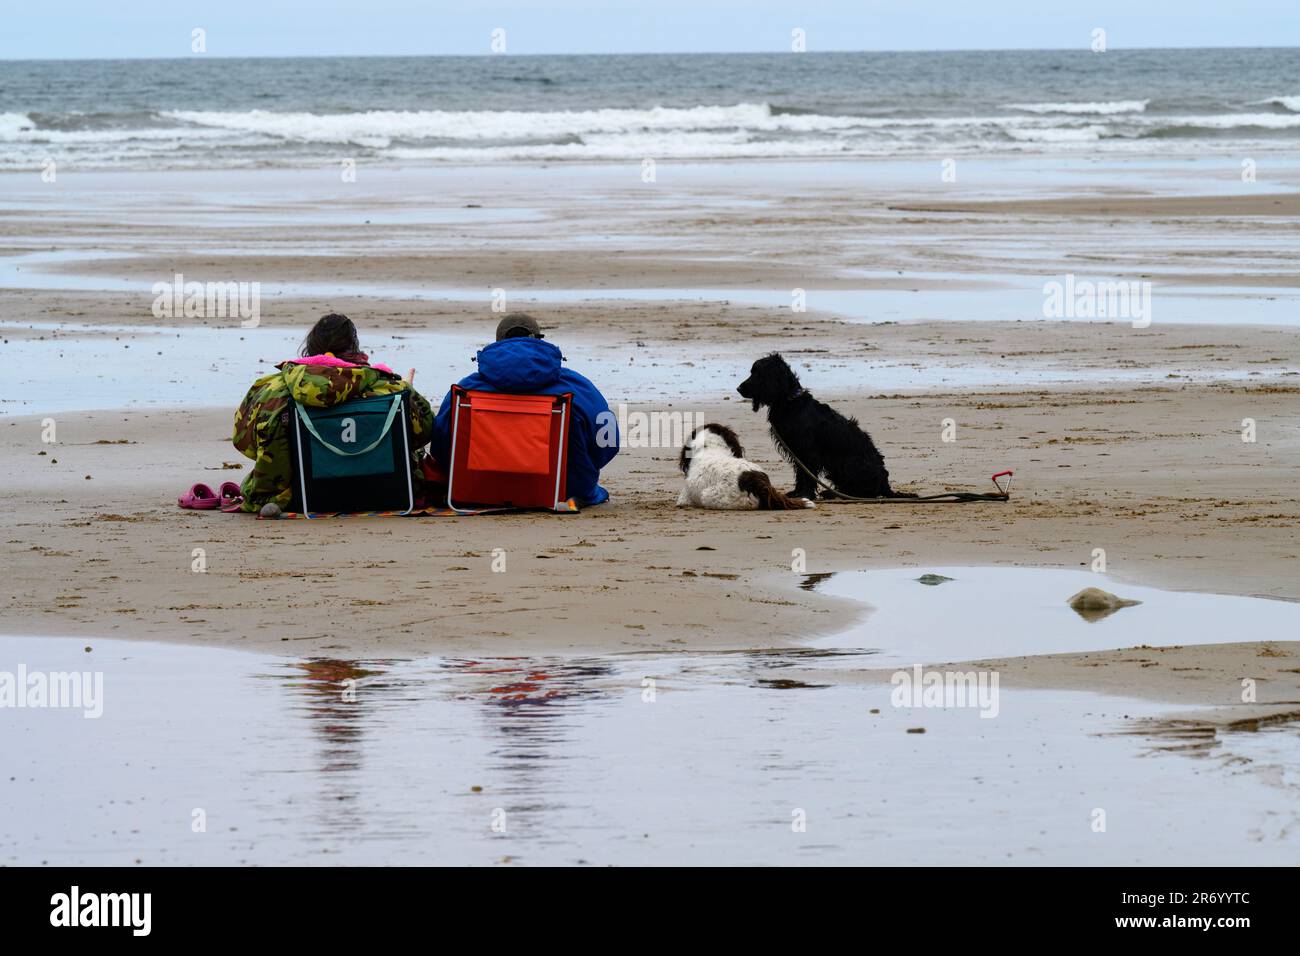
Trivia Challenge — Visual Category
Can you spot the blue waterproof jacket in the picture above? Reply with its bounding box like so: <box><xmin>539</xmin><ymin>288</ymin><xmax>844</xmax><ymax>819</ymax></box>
<box><xmin>432</xmin><ymin>338</ymin><xmax>618</xmax><ymax>505</ymax></box>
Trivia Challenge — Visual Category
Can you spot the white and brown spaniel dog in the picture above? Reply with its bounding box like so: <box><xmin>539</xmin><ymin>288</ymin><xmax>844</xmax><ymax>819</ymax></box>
<box><xmin>677</xmin><ymin>423</ymin><xmax>815</xmax><ymax>510</ymax></box>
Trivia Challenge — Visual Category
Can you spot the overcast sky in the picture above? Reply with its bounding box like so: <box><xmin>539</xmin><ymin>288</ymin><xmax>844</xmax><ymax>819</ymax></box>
<box><xmin>4</xmin><ymin>1</ymin><xmax>1298</xmax><ymax>59</ymax></box>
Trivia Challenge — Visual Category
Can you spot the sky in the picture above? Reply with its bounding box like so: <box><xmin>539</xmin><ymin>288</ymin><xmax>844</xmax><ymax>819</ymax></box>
<box><xmin>3</xmin><ymin>1</ymin><xmax>1298</xmax><ymax>59</ymax></box>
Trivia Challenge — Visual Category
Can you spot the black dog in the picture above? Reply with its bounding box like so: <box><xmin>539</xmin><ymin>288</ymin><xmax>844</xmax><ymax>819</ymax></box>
<box><xmin>737</xmin><ymin>353</ymin><xmax>913</xmax><ymax>499</ymax></box>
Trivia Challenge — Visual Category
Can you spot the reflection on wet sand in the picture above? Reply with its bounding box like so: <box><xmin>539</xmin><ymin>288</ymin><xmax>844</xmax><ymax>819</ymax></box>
<box><xmin>287</xmin><ymin>659</ymin><xmax>385</xmax><ymax>773</ymax></box>
<box><xmin>444</xmin><ymin>659</ymin><xmax>616</xmax><ymax>842</ymax></box>
<box><xmin>274</xmin><ymin>659</ymin><xmax>393</xmax><ymax>841</ymax></box>
<box><xmin>6</xmin><ymin>633</ymin><xmax>1299</xmax><ymax>865</ymax></box>
<box><xmin>277</xmin><ymin>655</ymin><xmax>619</xmax><ymax>849</ymax></box>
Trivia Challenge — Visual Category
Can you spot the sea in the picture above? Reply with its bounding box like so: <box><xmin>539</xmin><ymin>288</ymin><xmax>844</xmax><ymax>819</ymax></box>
<box><xmin>1</xmin><ymin>48</ymin><xmax>1298</xmax><ymax>170</ymax></box>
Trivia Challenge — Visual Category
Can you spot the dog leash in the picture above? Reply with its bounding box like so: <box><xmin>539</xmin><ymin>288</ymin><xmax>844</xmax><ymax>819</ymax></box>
<box><xmin>771</xmin><ymin>432</ymin><xmax>1013</xmax><ymax>503</ymax></box>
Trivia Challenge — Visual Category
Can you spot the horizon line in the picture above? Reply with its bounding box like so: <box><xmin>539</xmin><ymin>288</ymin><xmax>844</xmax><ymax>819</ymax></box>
<box><xmin>2</xmin><ymin>44</ymin><xmax>1297</xmax><ymax>62</ymax></box>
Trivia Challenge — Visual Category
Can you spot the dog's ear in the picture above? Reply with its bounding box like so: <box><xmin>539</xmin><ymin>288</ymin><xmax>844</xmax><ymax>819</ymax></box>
<box><xmin>770</xmin><ymin>353</ymin><xmax>801</xmax><ymax>392</ymax></box>
<box><xmin>696</xmin><ymin>423</ymin><xmax>744</xmax><ymax>458</ymax></box>
<box><xmin>718</xmin><ymin>425</ymin><xmax>744</xmax><ymax>459</ymax></box>
<box><xmin>678</xmin><ymin>439</ymin><xmax>693</xmax><ymax>475</ymax></box>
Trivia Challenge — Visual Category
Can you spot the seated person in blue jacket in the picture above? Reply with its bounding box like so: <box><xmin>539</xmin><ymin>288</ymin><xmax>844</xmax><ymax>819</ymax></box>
<box><xmin>431</xmin><ymin>313</ymin><xmax>619</xmax><ymax>505</ymax></box>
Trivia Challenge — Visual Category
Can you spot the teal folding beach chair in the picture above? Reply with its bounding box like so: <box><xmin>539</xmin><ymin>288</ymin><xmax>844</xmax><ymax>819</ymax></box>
<box><xmin>287</xmin><ymin>392</ymin><xmax>415</xmax><ymax>515</ymax></box>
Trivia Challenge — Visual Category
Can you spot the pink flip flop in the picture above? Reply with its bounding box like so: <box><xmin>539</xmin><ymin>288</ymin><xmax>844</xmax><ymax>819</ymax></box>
<box><xmin>218</xmin><ymin>481</ymin><xmax>244</xmax><ymax>513</ymax></box>
<box><xmin>178</xmin><ymin>483</ymin><xmax>220</xmax><ymax>510</ymax></box>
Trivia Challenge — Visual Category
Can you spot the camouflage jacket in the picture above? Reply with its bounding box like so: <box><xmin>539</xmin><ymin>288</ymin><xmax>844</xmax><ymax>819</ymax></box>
<box><xmin>232</xmin><ymin>356</ymin><xmax>434</xmax><ymax>512</ymax></box>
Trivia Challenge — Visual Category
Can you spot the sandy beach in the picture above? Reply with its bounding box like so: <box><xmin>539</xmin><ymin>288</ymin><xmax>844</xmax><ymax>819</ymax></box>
<box><xmin>4</xmin><ymin>163</ymin><xmax>1300</xmax><ymax>673</ymax></box>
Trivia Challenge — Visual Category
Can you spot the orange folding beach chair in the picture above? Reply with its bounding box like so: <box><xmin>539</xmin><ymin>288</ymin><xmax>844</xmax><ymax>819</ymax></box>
<box><xmin>445</xmin><ymin>385</ymin><xmax>576</xmax><ymax>514</ymax></box>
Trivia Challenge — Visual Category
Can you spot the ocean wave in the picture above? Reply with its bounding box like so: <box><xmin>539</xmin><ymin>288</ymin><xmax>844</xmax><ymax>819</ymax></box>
<box><xmin>0</xmin><ymin>112</ymin><xmax>34</xmax><ymax>136</ymax></box>
<box><xmin>2</xmin><ymin>101</ymin><xmax>1297</xmax><ymax>169</ymax></box>
<box><xmin>162</xmin><ymin>103</ymin><xmax>900</xmax><ymax>145</ymax></box>
<box><xmin>0</xmin><ymin>116</ymin><xmax>231</xmax><ymax>144</ymax></box>
<box><xmin>1003</xmin><ymin>100</ymin><xmax>1149</xmax><ymax>115</ymax></box>
<box><xmin>10</xmin><ymin>103</ymin><xmax>1300</xmax><ymax>148</ymax></box>
<box><xmin>1004</xmin><ymin>124</ymin><xmax>1106</xmax><ymax>143</ymax></box>
<box><xmin>1247</xmin><ymin>95</ymin><xmax>1300</xmax><ymax>113</ymax></box>
<box><xmin>26</xmin><ymin>109</ymin><xmax>179</xmax><ymax>132</ymax></box>
<box><xmin>1160</xmin><ymin>112</ymin><xmax>1300</xmax><ymax>129</ymax></box>
<box><xmin>156</xmin><ymin>104</ymin><xmax>1239</xmax><ymax>145</ymax></box>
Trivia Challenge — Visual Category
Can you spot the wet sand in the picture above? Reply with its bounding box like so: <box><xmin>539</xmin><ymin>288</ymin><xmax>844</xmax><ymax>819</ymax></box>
<box><xmin>3</xmin><ymin>314</ymin><xmax>1298</xmax><ymax>673</ymax></box>
<box><xmin>890</xmin><ymin>191</ymin><xmax>1300</xmax><ymax>219</ymax></box>
<box><xmin>5</xmin><ymin>162</ymin><xmax>1300</xmax><ymax>300</ymax></box>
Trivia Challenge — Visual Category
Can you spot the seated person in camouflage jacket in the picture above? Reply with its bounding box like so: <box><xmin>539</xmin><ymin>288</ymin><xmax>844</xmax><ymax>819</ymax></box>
<box><xmin>232</xmin><ymin>313</ymin><xmax>435</xmax><ymax>513</ymax></box>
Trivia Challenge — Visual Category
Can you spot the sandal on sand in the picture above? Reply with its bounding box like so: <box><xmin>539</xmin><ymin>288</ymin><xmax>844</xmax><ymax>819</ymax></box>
<box><xmin>218</xmin><ymin>481</ymin><xmax>244</xmax><ymax>513</ymax></box>
<box><xmin>178</xmin><ymin>483</ymin><xmax>220</xmax><ymax>510</ymax></box>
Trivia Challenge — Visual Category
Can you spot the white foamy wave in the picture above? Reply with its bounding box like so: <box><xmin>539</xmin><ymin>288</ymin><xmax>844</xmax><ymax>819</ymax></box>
<box><xmin>1248</xmin><ymin>95</ymin><xmax>1300</xmax><ymax>112</ymax></box>
<box><xmin>2</xmin><ymin>100</ymin><xmax>1298</xmax><ymax>171</ymax></box>
<box><xmin>1164</xmin><ymin>112</ymin><xmax>1300</xmax><ymax>129</ymax></box>
<box><xmin>157</xmin><ymin>105</ymin><xmax>1168</xmax><ymax>147</ymax></box>
<box><xmin>1004</xmin><ymin>100</ymin><xmax>1149</xmax><ymax>115</ymax></box>
<box><xmin>0</xmin><ymin>112</ymin><xmax>35</xmax><ymax>136</ymax></box>
<box><xmin>163</xmin><ymin>103</ymin><xmax>884</xmax><ymax>147</ymax></box>
<box><xmin>0</xmin><ymin>124</ymin><xmax>232</xmax><ymax>145</ymax></box>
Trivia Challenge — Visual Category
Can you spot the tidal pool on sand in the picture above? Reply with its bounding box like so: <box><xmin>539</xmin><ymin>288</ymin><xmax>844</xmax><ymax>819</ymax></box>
<box><xmin>3</xmin><ymin>631</ymin><xmax>1297</xmax><ymax>866</ymax></box>
<box><xmin>5</xmin><ymin>318</ymin><xmax>1299</xmax><ymax>417</ymax></box>
<box><xmin>806</xmin><ymin>567</ymin><xmax>1300</xmax><ymax>666</ymax></box>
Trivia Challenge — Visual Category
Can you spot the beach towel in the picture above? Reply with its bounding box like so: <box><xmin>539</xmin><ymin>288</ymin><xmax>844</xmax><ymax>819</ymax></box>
<box><xmin>272</xmin><ymin>499</ymin><xmax>580</xmax><ymax>519</ymax></box>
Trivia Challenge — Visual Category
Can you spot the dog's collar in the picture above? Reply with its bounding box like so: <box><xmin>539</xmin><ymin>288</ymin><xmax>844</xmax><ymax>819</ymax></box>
<box><xmin>778</xmin><ymin>387</ymin><xmax>809</xmax><ymax>404</ymax></box>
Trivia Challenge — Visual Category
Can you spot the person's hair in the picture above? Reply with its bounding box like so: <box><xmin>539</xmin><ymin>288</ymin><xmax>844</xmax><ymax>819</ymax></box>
<box><xmin>501</xmin><ymin>324</ymin><xmax>535</xmax><ymax>340</ymax></box>
<box><xmin>301</xmin><ymin>313</ymin><xmax>360</xmax><ymax>357</ymax></box>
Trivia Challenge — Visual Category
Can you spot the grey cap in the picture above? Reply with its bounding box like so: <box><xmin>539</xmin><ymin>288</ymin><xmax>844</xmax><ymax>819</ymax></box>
<box><xmin>495</xmin><ymin>313</ymin><xmax>544</xmax><ymax>340</ymax></box>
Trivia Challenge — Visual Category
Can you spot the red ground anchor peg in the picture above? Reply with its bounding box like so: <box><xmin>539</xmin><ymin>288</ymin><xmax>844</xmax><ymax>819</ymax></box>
<box><xmin>991</xmin><ymin>469</ymin><xmax>1014</xmax><ymax>497</ymax></box>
